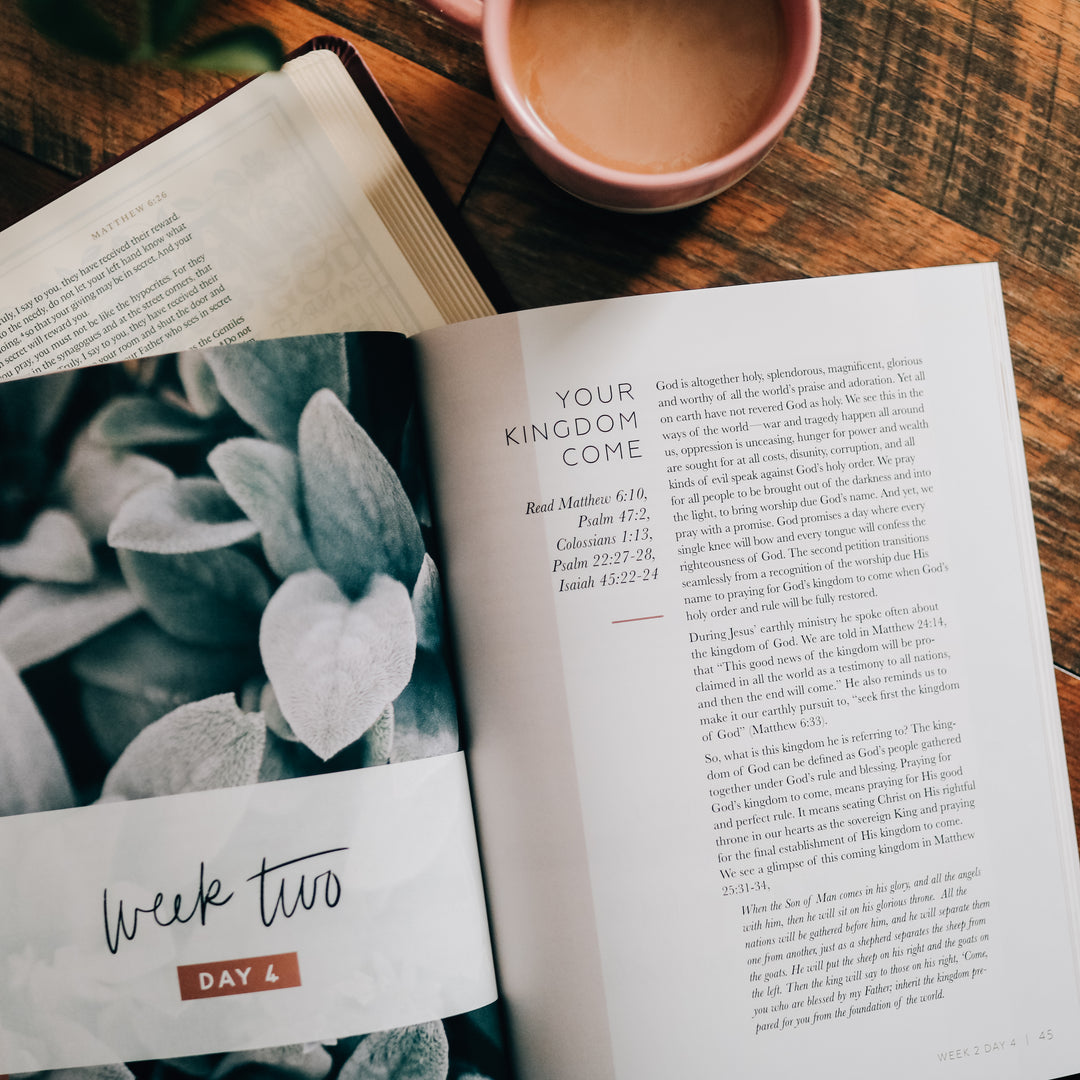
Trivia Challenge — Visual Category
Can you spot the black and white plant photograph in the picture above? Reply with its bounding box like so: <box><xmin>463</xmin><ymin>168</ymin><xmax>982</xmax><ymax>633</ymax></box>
<box><xmin>0</xmin><ymin>332</ymin><xmax>502</xmax><ymax>1080</ymax></box>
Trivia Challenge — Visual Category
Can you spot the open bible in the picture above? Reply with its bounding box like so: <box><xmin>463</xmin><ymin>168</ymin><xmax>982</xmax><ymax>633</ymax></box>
<box><xmin>0</xmin><ymin>264</ymin><xmax>1077</xmax><ymax>1080</ymax></box>
<box><xmin>0</xmin><ymin>39</ymin><xmax>497</xmax><ymax>385</ymax></box>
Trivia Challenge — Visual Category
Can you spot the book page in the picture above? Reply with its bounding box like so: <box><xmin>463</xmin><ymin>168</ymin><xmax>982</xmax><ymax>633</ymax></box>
<box><xmin>415</xmin><ymin>264</ymin><xmax>1080</xmax><ymax>1080</ymax></box>
<box><xmin>0</xmin><ymin>51</ymin><xmax>465</xmax><ymax>384</ymax></box>
<box><xmin>0</xmin><ymin>334</ymin><xmax>498</xmax><ymax>1074</ymax></box>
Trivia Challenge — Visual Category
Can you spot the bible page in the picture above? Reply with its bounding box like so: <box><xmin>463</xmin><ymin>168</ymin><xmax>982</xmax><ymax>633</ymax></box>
<box><xmin>415</xmin><ymin>263</ymin><xmax>1080</xmax><ymax>1080</ymax></box>
<box><xmin>0</xmin><ymin>51</ymin><xmax>475</xmax><ymax>384</ymax></box>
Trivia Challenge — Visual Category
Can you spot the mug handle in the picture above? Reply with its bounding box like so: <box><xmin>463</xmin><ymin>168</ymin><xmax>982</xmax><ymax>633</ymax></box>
<box><xmin>427</xmin><ymin>0</ymin><xmax>484</xmax><ymax>38</ymax></box>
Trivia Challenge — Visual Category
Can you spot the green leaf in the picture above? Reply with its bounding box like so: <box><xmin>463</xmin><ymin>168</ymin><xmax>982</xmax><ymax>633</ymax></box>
<box><xmin>208</xmin><ymin>438</ymin><xmax>318</xmax><ymax>579</ymax></box>
<box><xmin>0</xmin><ymin>579</ymin><xmax>139</xmax><ymax>671</ymax></box>
<box><xmin>339</xmin><ymin>1023</ymin><xmax>449</xmax><ymax>1080</ymax></box>
<box><xmin>21</xmin><ymin>0</ymin><xmax>130</xmax><ymax>63</ymax></box>
<box><xmin>0</xmin><ymin>651</ymin><xmax>75</xmax><ymax>815</ymax></box>
<box><xmin>147</xmin><ymin>0</ymin><xmax>204</xmax><ymax>51</ymax></box>
<box><xmin>0</xmin><ymin>508</ymin><xmax>95</xmax><ymax>584</ymax></box>
<box><xmin>73</xmin><ymin>614</ymin><xmax>260</xmax><ymax>761</ymax></box>
<box><xmin>299</xmin><ymin>390</ymin><xmax>425</xmax><ymax>599</ymax></box>
<box><xmin>118</xmin><ymin>547</ymin><xmax>270</xmax><ymax>646</ymax></box>
<box><xmin>108</xmin><ymin>477</ymin><xmax>259</xmax><ymax>554</ymax></box>
<box><xmin>260</xmin><ymin>570</ymin><xmax>416</xmax><ymax>761</ymax></box>
<box><xmin>175</xmin><ymin>24</ymin><xmax>286</xmax><ymax>73</ymax></box>
<box><xmin>102</xmin><ymin>693</ymin><xmax>265</xmax><ymax>800</ymax></box>
<box><xmin>203</xmin><ymin>336</ymin><xmax>349</xmax><ymax>447</ymax></box>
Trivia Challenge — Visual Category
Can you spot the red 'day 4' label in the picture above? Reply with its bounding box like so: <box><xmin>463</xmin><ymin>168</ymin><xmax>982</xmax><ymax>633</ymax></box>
<box><xmin>177</xmin><ymin>952</ymin><xmax>301</xmax><ymax>1000</ymax></box>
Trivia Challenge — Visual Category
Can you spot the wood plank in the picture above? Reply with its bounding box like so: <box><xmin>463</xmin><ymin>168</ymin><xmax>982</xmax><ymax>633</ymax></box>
<box><xmin>297</xmin><ymin>0</ymin><xmax>491</xmax><ymax>92</ymax></box>
<box><xmin>795</xmin><ymin>0</ymin><xmax>1080</xmax><ymax>281</ymax></box>
<box><xmin>1056</xmin><ymin>666</ymin><xmax>1080</xmax><ymax>846</ymax></box>
<box><xmin>0</xmin><ymin>0</ymin><xmax>498</xmax><ymax>223</ymax></box>
<box><xmin>0</xmin><ymin>145</ymin><xmax>71</xmax><ymax>226</ymax></box>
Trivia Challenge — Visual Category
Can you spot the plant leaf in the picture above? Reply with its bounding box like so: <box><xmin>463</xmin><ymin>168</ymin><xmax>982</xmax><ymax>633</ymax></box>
<box><xmin>208</xmin><ymin>438</ymin><xmax>317</xmax><ymax>579</ymax></box>
<box><xmin>411</xmin><ymin>554</ymin><xmax>444</xmax><ymax>653</ymax></box>
<box><xmin>0</xmin><ymin>508</ymin><xmax>95</xmax><ymax>584</ymax></box>
<box><xmin>87</xmin><ymin>395</ymin><xmax>208</xmax><ymax>447</ymax></box>
<box><xmin>339</xmin><ymin>1023</ymin><xmax>449</xmax><ymax>1080</ymax></box>
<box><xmin>175</xmin><ymin>25</ymin><xmax>286</xmax><ymax>73</ymax></box>
<box><xmin>258</xmin><ymin>680</ymin><xmax>297</xmax><ymax>742</ymax></box>
<box><xmin>390</xmin><ymin>649</ymin><xmax>458</xmax><ymax>763</ymax></box>
<box><xmin>73</xmin><ymin>614</ymin><xmax>260</xmax><ymax>761</ymax></box>
<box><xmin>203</xmin><ymin>336</ymin><xmax>349</xmax><ymax>448</ymax></box>
<box><xmin>260</xmin><ymin>570</ymin><xmax>416</xmax><ymax>761</ymax></box>
<box><xmin>177</xmin><ymin>349</ymin><xmax>226</xmax><ymax>418</ymax></box>
<box><xmin>360</xmin><ymin>704</ymin><xmax>394</xmax><ymax>766</ymax></box>
<box><xmin>20</xmin><ymin>0</ymin><xmax>130</xmax><ymax>63</ymax></box>
<box><xmin>59</xmin><ymin>428</ymin><xmax>175</xmax><ymax>542</ymax></box>
<box><xmin>2</xmin><ymin>368</ymin><xmax>79</xmax><ymax>443</ymax></box>
<box><xmin>118</xmin><ymin>547</ymin><xmax>270</xmax><ymax>646</ymax></box>
<box><xmin>108</xmin><ymin>477</ymin><xmax>258</xmax><ymax>554</ymax></box>
<box><xmin>0</xmin><ymin>651</ymin><xmax>75</xmax><ymax>815</ymax></box>
<box><xmin>299</xmin><ymin>389</ymin><xmax>425</xmax><ymax>599</ymax></box>
<box><xmin>147</xmin><ymin>0</ymin><xmax>203</xmax><ymax>50</ymax></box>
<box><xmin>210</xmin><ymin>1043</ymin><xmax>334</xmax><ymax>1080</ymax></box>
<box><xmin>44</xmin><ymin>1061</ymin><xmax>134</xmax><ymax>1080</ymax></box>
<box><xmin>102</xmin><ymin>693</ymin><xmax>265</xmax><ymax>800</ymax></box>
<box><xmin>0</xmin><ymin>580</ymin><xmax>139</xmax><ymax>671</ymax></box>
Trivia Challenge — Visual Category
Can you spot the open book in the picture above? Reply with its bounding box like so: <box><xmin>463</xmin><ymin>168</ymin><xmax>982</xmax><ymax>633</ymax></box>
<box><xmin>0</xmin><ymin>263</ymin><xmax>1078</xmax><ymax>1080</ymax></box>
<box><xmin>0</xmin><ymin>39</ymin><xmax>498</xmax><ymax>385</ymax></box>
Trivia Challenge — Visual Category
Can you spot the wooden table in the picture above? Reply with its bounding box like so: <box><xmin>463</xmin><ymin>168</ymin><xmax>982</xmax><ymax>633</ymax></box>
<box><xmin>3</xmin><ymin>0</ymin><xmax>1080</xmax><ymax>829</ymax></box>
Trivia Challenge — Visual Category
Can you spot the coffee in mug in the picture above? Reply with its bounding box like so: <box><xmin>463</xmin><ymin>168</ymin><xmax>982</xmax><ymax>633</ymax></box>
<box><xmin>508</xmin><ymin>0</ymin><xmax>785</xmax><ymax>175</ymax></box>
<box><xmin>415</xmin><ymin>0</ymin><xmax>820</xmax><ymax>212</ymax></box>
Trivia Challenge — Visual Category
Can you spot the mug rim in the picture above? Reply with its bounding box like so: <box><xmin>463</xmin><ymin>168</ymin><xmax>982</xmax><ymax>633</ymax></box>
<box><xmin>483</xmin><ymin>0</ymin><xmax>822</xmax><ymax>197</ymax></box>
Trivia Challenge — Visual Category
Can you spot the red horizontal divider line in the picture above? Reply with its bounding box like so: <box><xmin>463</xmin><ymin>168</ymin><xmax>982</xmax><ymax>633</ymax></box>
<box><xmin>611</xmin><ymin>614</ymin><xmax>665</xmax><ymax>624</ymax></box>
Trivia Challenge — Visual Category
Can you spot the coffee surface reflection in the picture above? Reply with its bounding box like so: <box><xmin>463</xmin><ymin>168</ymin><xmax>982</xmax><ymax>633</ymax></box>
<box><xmin>509</xmin><ymin>0</ymin><xmax>786</xmax><ymax>174</ymax></box>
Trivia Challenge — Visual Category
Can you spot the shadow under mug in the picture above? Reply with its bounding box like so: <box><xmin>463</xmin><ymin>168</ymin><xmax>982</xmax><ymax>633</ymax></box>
<box><xmin>423</xmin><ymin>0</ymin><xmax>821</xmax><ymax>213</ymax></box>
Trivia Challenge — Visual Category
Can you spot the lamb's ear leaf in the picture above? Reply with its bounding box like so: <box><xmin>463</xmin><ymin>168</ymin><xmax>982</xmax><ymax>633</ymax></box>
<box><xmin>73</xmin><ymin>615</ymin><xmax>261</xmax><ymax>762</ymax></box>
<box><xmin>209</xmin><ymin>438</ymin><xmax>317</xmax><ymax>579</ymax></box>
<box><xmin>117</xmin><ymin>548</ymin><xmax>270</xmax><ymax>646</ymax></box>
<box><xmin>390</xmin><ymin>649</ymin><xmax>458</xmax><ymax>763</ymax></box>
<box><xmin>108</xmin><ymin>477</ymin><xmax>258</xmax><ymax>554</ymax></box>
<box><xmin>47</xmin><ymin>1062</ymin><xmax>135</xmax><ymax>1080</ymax></box>
<box><xmin>87</xmin><ymin>395</ymin><xmax>208</xmax><ymax>447</ymax></box>
<box><xmin>209</xmin><ymin>1043</ymin><xmax>334</xmax><ymax>1080</ymax></box>
<box><xmin>203</xmin><ymin>336</ymin><xmax>349</xmax><ymax>448</ymax></box>
<box><xmin>299</xmin><ymin>389</ymin><xmax>424</xmax><ymax>599</ymax></box>
<box><xmin>60</xmin><ymin>429</ymin><xmax>175</xmax><ymax>542</ymax></box>
<box><xmin>177</xmin><ymin>350</ymin><xmax>226</xmax><ymax>418</ymax></box>
<box><xmin>0</xmin><ymin>651</ymin><xmax>75</xmax><ymax>816</ymax></box>
<box><xmin>102</xmin><ymin>693</ymin><xmax>265</xmax><ymax>800</ymax></box>
<box><xmin>260</xmin><ymin>570</ymin><xmax>415</xmax><ymax>761</ymax></box>
<box><xmin>0</xmin><ymin>580</ymin><xmax>139</xmax><ymax>671</ymax></box>
<box><xmin>0</xmin><ymin>509</ymin><xmax>95</xmax><ymax>584</ymax></box>
<box><xmin>338</xmin><ymin>1022</ymin><xmax>449</xmax><ymax>1080</ymax></box>
<box><xmin>360</xmin><ymin>705</ymin><xmax>394</xmax><ymax>767</ymax></box>
<box><xmin>411</xmin><ymin>554</ymin><xmax>444</xmax><ymax>653</ymax></box>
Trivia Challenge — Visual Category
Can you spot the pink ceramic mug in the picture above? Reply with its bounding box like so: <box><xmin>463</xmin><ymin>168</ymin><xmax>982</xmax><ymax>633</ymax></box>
<box><xmin>424</xmin><ymin>0</ymin><xmax>820</xmax><ymax>212</ymax></box>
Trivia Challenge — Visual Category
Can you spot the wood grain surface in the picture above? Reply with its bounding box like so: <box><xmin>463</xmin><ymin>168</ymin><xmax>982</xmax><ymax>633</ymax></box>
<box><xmin>2</xmin><ymin>0</ymin><xmax>1080</xmax><ymax>840</ymax></box>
